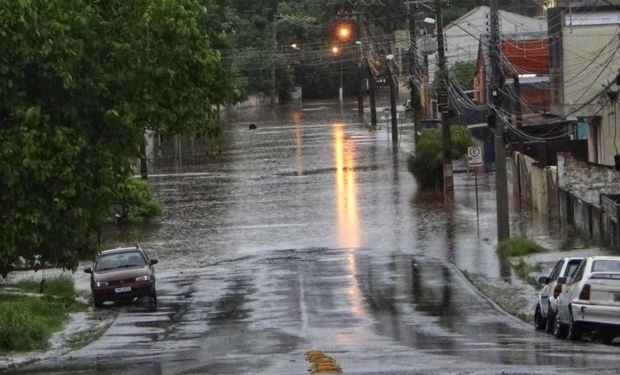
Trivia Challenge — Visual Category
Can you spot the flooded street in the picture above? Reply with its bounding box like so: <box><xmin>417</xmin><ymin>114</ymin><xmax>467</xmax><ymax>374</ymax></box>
<box><xmin>13</xmin><ymin>101</ymin><xmax>620</xmax><ymax>374</ymax></box>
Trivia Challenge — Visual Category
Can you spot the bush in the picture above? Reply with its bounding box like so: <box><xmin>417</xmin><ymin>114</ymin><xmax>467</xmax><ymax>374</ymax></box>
<box><xmin>407</xmin><ymin>126</ymin><xmax>473</xmax><ymax>189</ymax></box>
<box><xmin>14</xmin><ymin>274</ymin><xmax>75</xmax><ymax>301</ymax></box>
<box><xmin>497</xmin><ymin>237</ymin><xmax>545</xmax><ymax>257</ymax></box>
<box><xmin>114</xmin><ymin>177</ymin><xmax>163</xmax><ymax>220</ymax></box>
<box><xmin>0</xmin><ymin>296</ymin><xmax>67</xmax><ymax>351</ymax></box>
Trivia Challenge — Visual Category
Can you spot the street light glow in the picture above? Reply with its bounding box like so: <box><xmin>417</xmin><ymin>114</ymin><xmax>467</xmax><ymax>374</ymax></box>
<box><xmin>332</xmin><ymin>45</ymin><xmax>340</xmax><ymax>54</ymax></box>
<box><xmin>337</xmin><ymin>24</ymin><xmax>351</xmax><ymax>41</ymax></box>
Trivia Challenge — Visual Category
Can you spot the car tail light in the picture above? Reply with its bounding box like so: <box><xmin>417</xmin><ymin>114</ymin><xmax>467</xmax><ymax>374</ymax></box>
<box><xmin>579</xmin><ymin>284</ymin><xmax>590</xmax><ymax>300</ymax></box>
<box><xmin>553</xmin><ymin>284</ymin><xmax>563</xmax><ymax>299</ymax></box>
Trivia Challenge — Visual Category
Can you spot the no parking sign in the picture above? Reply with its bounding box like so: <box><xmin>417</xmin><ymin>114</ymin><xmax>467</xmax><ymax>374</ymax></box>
<box><xmin>468</xmin><ymin>146</ymin><xmax>482</xmax><ymax>168</ymax></box>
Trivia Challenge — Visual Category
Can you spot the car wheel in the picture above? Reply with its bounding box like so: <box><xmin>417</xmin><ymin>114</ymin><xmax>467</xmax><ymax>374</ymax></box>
<box><xmin>554</xmin><ymin>315</ymin><xmax>568</xmax><ymax>339</ymax></box>
<box><xmin>534</xmin><ymin>304</ymin><xmax>546</xmax><ymax>330</ymax></box>
<box><xmin>600</xmin><ymin>330</ymin><xmax>616</xmax><ymax>345</ymax></box>
<box><xmin>545</xmin><ymin>308</ymin><xmax>556</xmax><ymax>334</ymax></box>
<box><xmin>94</xmin><ymin>296</ymin><xmax>104</xmax><ymax>308</ymax></box>
<box><xmin>567</xmin><ymin>311</ymin><xmax>582</xmax><ymax>341</ymax></box>
<box><xmin>150</xmin><ymin>290</ymin><xmax>157</xmax><ymax>305</ymax></box>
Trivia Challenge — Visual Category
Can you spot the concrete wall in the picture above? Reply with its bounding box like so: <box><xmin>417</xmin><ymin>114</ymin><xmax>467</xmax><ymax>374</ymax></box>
<box><xmin>512</xmin><ymin>152</ymin><xmax>557</xmax><ymax>214</ymax></box>
<box><xmin>557</xmin><ymin>152</ymin><xmax>620</xmax><ymax>206</ymax></box>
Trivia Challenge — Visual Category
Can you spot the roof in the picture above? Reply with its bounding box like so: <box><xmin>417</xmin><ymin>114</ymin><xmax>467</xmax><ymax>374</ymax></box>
<box><xmin>502</xmin><ymin>39</ymin><xmax>549</xmax><ymax>74</ymax></box>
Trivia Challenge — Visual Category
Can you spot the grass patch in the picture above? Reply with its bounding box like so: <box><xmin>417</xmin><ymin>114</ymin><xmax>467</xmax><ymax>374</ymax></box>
<box><xmin>14</xmin><ymin>274</ymin><xmax>75</xmax><ymax>300</ymax></box>
<box><xmin>0</xmin><ymin>295</ymin><xmax>67</xmax><ymax>351</ymax></box>
<box><xmin>0</xmin><ymin>275</ymin><xmax>83</xmax><ymax>352</ymax></box>
<box><xmin>497</xmin><ymin>237</ymin><xmax>545</xmax><ymax>257</ymax></box>
<box><xmin>514</xmin><ymin>259</ymin><xmax>542</xmax><ymax>284</ymax></box>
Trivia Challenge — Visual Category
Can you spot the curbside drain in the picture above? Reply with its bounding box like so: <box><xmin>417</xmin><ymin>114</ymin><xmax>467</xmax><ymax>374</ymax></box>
<box><xmin>305</xmin><ymin>350</ymin><xmax>343</xmax><ymax>373</ymax></box>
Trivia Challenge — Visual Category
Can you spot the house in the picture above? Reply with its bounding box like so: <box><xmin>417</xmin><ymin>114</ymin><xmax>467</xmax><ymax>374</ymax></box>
<box><xmin>547</xmin><ymin>1</ymin><xmax>620</xmax><ymax>248</ymax></box>
<box><xmin>431</xmin><ymin>6</ymin><xmax>547</xmax><ymax>71</ymax></box>
<box><xmin>548</xmin><ymin>1</ymin><xmax>620</xmax><ymax>166</ymax></box>
<box><xmin>473</xmin><ymin>34</ymin><xmax>551</xmax><ymax>122</ymax></box>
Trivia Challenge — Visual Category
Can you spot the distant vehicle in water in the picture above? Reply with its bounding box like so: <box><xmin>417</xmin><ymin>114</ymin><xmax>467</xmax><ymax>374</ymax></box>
<box><xmin>84</xmin><ymin>245</ymin><xmax>158</xmax><ymax>307</ymax></box>
<box><xmin>534</xmin><ymin>257</ymin><xmax>583</xmax><ymax>332</ymax></box>
<box><xmin>555</xmin><ymin>256</ymin><xmax>620</xmax><ymax>342</ymax></box>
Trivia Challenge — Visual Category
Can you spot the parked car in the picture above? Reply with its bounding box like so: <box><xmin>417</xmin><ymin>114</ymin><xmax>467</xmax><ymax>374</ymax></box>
<box><xmin>554</xmin><ymin>256</ymin><xmax>620</xmax><ymax>342</ymax></box>
<box><xmin>534</xmin><ymin>257</ymin><xmax>583</xmax><ymax>332</ymax></box>
<box><xmin>84</xmin><ymin>245</ymin><xmax>158</xmax><ymax>307</ymax></box>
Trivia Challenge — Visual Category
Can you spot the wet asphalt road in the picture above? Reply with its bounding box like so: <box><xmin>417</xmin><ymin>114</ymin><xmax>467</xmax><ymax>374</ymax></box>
<box><xmin>11</xmin><ymin>100</ymin><xmax>620</xmax><ymax>374</ymax></box>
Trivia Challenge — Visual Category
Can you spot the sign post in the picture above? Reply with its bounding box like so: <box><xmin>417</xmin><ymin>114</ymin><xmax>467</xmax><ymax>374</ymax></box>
<box><xmin>467</xmin><ymin>146</ymin><xmax>483</xmax><ymax>222</ymax></box>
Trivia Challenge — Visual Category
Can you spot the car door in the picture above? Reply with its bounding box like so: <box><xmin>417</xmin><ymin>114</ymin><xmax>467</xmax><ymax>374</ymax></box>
<box><xmin>558</xmin><ymin>259</ymin><xmax>587</xmax><ymax>323</ymax></box>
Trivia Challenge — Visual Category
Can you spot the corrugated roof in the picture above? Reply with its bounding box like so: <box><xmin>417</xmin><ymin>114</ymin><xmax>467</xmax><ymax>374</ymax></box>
<box><xmin>501</xmin><ymin>39</ymin><xmax>549</xmax><ymax>74</ymax></box>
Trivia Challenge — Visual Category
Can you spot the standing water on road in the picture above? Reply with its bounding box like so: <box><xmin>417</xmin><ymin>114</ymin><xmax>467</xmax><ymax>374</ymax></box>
<box><xmin>106</xmin><ymin>100</ymin><xmax>558</xmax><ymax>277</ymax></box>
<box><xmin>16</xmin><ymin>101</ymin><xmax>620</xmax><ymax>375</ymax></box>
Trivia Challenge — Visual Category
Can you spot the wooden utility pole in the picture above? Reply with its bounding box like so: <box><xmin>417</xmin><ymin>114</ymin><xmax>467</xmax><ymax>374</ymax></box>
<box><xmin>513</xmin><ymin>73</ymin><xmax>522</xmax><ymax>129</ymax></box>
<box><xmin>435</xmin><ymin>0</ymin><xmax>453</xmax><ymax>192</ymax></box>
<box><xmin>387</xmin><ymin>56</ymin><xmax>398</xmax><ymax>142</ymax></box>
<box><xmin>408</xmin><ymin>2</ymin><xmax>422</xmax><ymax>144</ymax></box>
<box><xmin>490</xmin><ymin>0</ymin><xmax>510</xmax><ymax>240</ymax></box>
<box><xmin>356</xmin><ymin>14</ymin><xmax>364</xmax><ymax>115</ymax></box>
<box><xmin>366</xmin><ymin>20</ymin><xmax>377</xmax><ymax>129</ymax></box>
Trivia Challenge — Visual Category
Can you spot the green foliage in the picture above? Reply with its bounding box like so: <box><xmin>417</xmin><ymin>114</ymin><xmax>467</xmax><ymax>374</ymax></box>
<box><xmin>14</xmin><ymin>274</ymin><xmax>76</xmax><ymax>301</ymax></box>
<box><xmin>497</xmin><ymin>238</ymin><xmax>545</xmax><ymax>257</ymax></box>
<box><xmin>450</xmin><ymin>61</ymin><xmax>477</xmax><ymax>91</ymax></box>
<box><xmin>0</xmin><ymin>1</ymin><xmax>235</xmax><ymax>277</ymax></box>
<box><xmin>407</xmin><ymin>127</ymin><xmax>473</xmax><ymax>189</ymax></box>
<box><xmin>514</xmin><ymin>258</ymin><xmax>542</xmax><ymax>282</ymax></box>
<box><xmin>115</xmin><ymin>178</ymin><xmax>163</xmax><ymax>219</ymax></box>
<box><xmin>0</xmin><ymin>295</ymin><xmax>68</xmax><ymax>351</ymax></box>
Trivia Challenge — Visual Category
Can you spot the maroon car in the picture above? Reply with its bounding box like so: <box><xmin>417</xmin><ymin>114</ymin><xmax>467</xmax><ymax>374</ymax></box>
<box><xmin>84</xmin><ymin>245</ymin><xmax>158</xmax><ymax>307</ymax></box>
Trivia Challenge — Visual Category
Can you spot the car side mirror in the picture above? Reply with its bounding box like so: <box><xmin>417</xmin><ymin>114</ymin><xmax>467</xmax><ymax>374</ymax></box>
<box><xmin>150</xmin><ymin>259</ymin><xmax>158</xmax><ymax>266</ymax></box>
<box><xmin>84</xmin><ymin>267</ymin><xmax>93</xmax><ymax>274</ymax></box>
<box><xmin>557</xmin><ymin>276</ymin><xmax>567</xmax><ymax>284</ymax></box>
<box><xmin>538</xmin><ymin>276</ymin><xmax>549</xmax><ymax>284</ymax></box>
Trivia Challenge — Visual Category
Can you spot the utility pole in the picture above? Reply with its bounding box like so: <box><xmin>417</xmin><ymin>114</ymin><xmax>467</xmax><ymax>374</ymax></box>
<box><xmin>490</xmin><ymin>0</ymin><xmax>510</xmax><ymax>241</ymax></box>
<box><xmin>513</xmin><ymin>73</ymin><xmax>522</xmax><ymax>129</ymax></box>
<box><xmin>356</xmin><ymin>14</ymin><xmax>364</xmax><ymax>115</ymax></box>
<box><xmin>387</xmin><ymin>55</ymin><xmax>398</xmax><ymax>142</ymax></box>
<box><xmin>357</xmin><ymin>42</ymin><xmax>365</xmax><ymax>115</ymax></box>
<box><xmin>435</xmin><ymin>0</ymin><xmax>453</xmax><ymax>193</ymax></box>
<box><xmin>368</xmin><ymin>60</ymin><xmax>378</xmax><ymax>129</ymax></box>
<box><xmin>366</xmin><ymin>20</ymin><xmax>377</xmax><ymax>130</ymax></box>
<box><xmin>408</xmin><ymin>2</ymin><xmax>422</xmax><ymax>144</ymax></box>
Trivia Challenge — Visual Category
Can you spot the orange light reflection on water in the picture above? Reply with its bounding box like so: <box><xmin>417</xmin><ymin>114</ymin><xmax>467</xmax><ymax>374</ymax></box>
<box><xmin>333</xmin><ymin>124</ymin><xmax>360</xmax><ymax>248</ymax></box>
<box><xmin>332</xmin><ymin>123</ymin><xmax>364</xmax><ymax>319</ymax></box>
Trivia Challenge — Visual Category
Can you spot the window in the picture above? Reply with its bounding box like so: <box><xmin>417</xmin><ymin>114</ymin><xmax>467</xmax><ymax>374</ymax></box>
<box><xmin>570</xmin><ymin>261</ymin><xmax>586</xmax><ymax>284</ymax></box>
<box><xmin>563</xmin><ymin>259</ymin><xmax>583</xmax><ymax>278</ymax></box>
<box><xmin>592</xmin><ymin>260</ymin><xmax>620</xmax><ymax>273</ymax></box>
<box><xmin>549</xmin><ymin>260</ymin><xmax>563</xmax><ymax>281</ymax></box>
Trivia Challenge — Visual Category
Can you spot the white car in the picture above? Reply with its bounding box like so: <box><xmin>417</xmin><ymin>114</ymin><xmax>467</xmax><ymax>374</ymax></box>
<box><xmin>534</xmin><ymin>257</ymin><xmax>583</xmax><ymax>332</ymax></box>
<box><xmin>555</xmin><ymin>256</ymin><xmax>620</xmax><ymax>342</ymax></box>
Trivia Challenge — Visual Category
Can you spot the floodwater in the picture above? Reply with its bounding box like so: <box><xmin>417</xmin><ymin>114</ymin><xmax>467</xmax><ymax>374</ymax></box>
<box><xmin>11</xmin><ymin>100</ymin><xmax>620</xmax><ymax>374</ymax></box>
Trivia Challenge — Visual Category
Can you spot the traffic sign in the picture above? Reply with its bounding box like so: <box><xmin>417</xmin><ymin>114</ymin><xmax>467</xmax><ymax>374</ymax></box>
<box><xmin>468</xmin><ymin>146</ymin><xmax>482</xmax><ymax>168</ymax></box>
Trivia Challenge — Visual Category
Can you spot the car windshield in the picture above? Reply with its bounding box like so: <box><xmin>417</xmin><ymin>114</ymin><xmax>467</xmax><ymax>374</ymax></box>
<box><xmin>591</xmin><ymin>260</ymin><xmax>620</xmax><ymax>274</ymax></box>
<box><xmin>95</xmin><ymin>251</ymin><xmax>146</xmax><ymax>271</ymax></box>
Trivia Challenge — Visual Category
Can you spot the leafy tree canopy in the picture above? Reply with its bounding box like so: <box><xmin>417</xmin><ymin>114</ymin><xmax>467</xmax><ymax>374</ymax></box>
<box><xmin>0</xmin><ymin>0</ymin><xmax>237</xmax><ymax>277</ymax></box>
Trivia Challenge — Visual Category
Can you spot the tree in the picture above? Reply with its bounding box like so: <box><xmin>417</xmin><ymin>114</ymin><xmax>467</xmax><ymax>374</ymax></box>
<box><xmin>450</xmin><ymin>61</ymin><xmax>477</xmax><ymax>91</ymax></box>
<box><xmin>0</xmin><ymin>0</ymin><xmax>236</xmax><ymax>277</ymax></box>
<box><xmin>407</xmin><ymin>127</ymin><xmax>473</xmax><ymax>189</ymax></box>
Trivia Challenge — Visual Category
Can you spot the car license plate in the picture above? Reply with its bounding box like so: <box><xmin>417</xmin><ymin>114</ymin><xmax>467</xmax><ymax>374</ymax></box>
<box><xmin>115</xmin><ymin>286</ymin><xmax>131</xmax><ymax>293</ymax></box>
